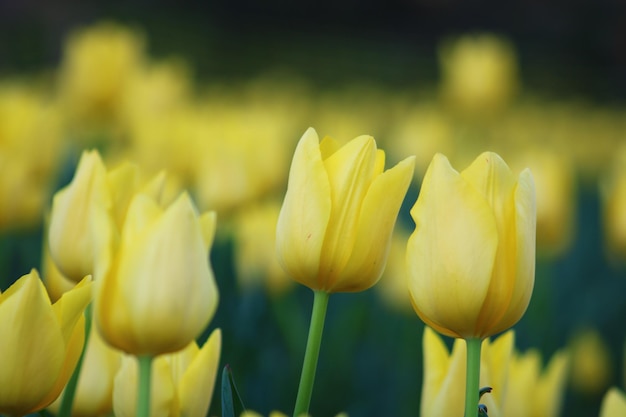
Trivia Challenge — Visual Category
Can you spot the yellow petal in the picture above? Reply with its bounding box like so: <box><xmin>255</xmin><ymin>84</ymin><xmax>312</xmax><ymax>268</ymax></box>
<box><xmin>532</xmin><ymin>350</ymin><xmax>569</xmax><ymax>417</ymax></box>
<box><xmin>407</xmin><ymin>154</ymin><xmax>498</xmax><ymax>338</ymax></box>
<box><xmin>503</xmin><ymin>349</ymin><xmax>540</xmax><ymax>417</ymax></box>
<box><xmin>492</xmin><ymin>168</ymin><xmax>536</xmax><ymax>334</ymax></box>
<box><xmin>599</xmin><ymin>387</ymin><xmax>626</xmax><ymax>417</ymax></box>
<box><xmin>462</xmin><ymin>152</ymin><xmax>519</xmax><ymax>334</ymax></box>
<box><xmin>276</xmin><ymin>128</ymin><xmax>331</xmax><ymax>287</ymax></box>
<box><xmin>0</xmin><ymin>272</ymin><xmax>65</xmax><ymax>415</ymax></box>
<box><xmin>319</xmin><ymin>135</ymin><xmax>377</xmax><ymax>287</ymax></box>
<box><xmin>179</xmin><ymin>328</ymin><xmax>222</xmax><ymax>417</ymax></box>
<box><xmin>113</xmin><ymin>356</ymin><xmax>175</xmax><ymax>417</ymax></box>
<box><xmin>199</xmin><ymin>211</ymin><xmax>217</xmax><ymax>252</ymax></box>
<box><xmin>334</xmin><ymin>155</ymin><xmax>415</xmax><ymax>292</ymax></box>
<box><xmin>49</xmin><ymin>149</ymin><xmax>110</xmax><ymax>281</ymax></box>
<box><xmin>100</xmin><ymin>192</ymin><xmax>217</xmax><ymax>355</ymax></box>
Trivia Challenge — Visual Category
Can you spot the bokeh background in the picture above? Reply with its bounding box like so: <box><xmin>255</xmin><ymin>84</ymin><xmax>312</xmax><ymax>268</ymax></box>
<box><xmin>1</xmin><ymin>1</ymin><xmax>626</xmax><ymax>417</ymax></box>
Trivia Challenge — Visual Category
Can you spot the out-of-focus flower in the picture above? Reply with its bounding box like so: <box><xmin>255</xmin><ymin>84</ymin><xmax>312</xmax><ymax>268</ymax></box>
<box><xmin>512</xmin><ymin>148</ymin><xmax>577</xmax><ymax>258</ymax></box>
<box><xmin>599</xmin><ymin>387</ymin><xmax>626</xmax><ymax>417</ymax></box>
<box><xmin>192</xmin><ymin>97</ymin><xmax>297</xmax><ymax>216</ymax></box>
<box><xmin>407</xmin><ymin>152</ymin><xmax>536</xmax><ymax>339</ymax></box>
<box><xmin>48</xmin><ymin>325</ymin><xmax>122</xmax><ymax>417</ymax></box>
<box><xmin>421</xmin><ymin>327</ymin><xmax>568</xmax><ymax>417</ymax></box>
<box><xmin>233</xmin><ymin>200</ymin><xmax>293</xmax><ymax>296</ymax></box>
<box><xmin>438</xmin><ymin>33</ymin><xmax>519</xmax><ymax>118</ymax></box>
<box><xmin>0</xmin><ymin>82</ymin><xmax>63</xmax><ymax>230</ymax></box>
<box><xmin>94</xmin><ymin>192</ymin><xmax>218</xmax><ymax>356</ymax></box>
<box><xmin>569</xmin><ymin>328</ymin><xmax>612</xmax><ymax>396</ymax></box>
<box><xmin>600</xmin><ymin>145</ymin><xmax>626</xmax><ymax>260</ymax></box>
<box><xmin>57</xmin><ymin>21</ymin><xmax>146</xmax><ymax>137</ymax></box>
<box><xmin>276</xmin><ymin>127</ymin><xmax>415</xmax><ymax>293</ymax></box>
<box><xmin>503</xmin><ymin>347</ymin><xmax>569</xmax><ymax>417</ymax></box>
<box><xmin>375</xmin><ymin>228</ymin><xmax>414</xmax><ymax>314</ymax></box>
<box><xmin>0</xmin><ymin>271</ymin><xmax>92</xmax><ymax>416</ymax></box>
<box><xmin>387</xmin><ymin>103</ymin><xmax>454</xmax><ymax>180</ymax></box>
<box><xmin>48</xmin><ymin>150</ymin><xmax>170</xmax><ymax>282</ymax></box>
<box><xmin>49</xmin><ymin>150</ymin><xmax>111</xmax><ymax>282</ymax></box>
<box><xmin>421</xmin><ymin>326</ymin><xmax>512</xmax><ymax>417</ymax></box>
<box><xmin>112</xmin><ymin>329</ymin><xmax>221</xmax><ymax>417</ymax></box>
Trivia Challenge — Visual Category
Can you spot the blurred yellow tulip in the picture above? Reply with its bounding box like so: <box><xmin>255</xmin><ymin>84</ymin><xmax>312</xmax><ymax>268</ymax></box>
<box><xmin>407</xmin><ymin>152</ymin><xmax>536</xmax><ymax>339</ymax></box>
<box><xmin>0</xmin><ymin>271</ymin><xmax>91</xmax><ymax>416</ymax></box>
<box><xmin>421</xmin><ymin>326</ymin><xmax>512</xmax><ymax>417</ymax></box>
<box><xmin>438</xmin><ymin>33</ymin><xmax>519</xmax><ymax>118</ymax></box>
<box><xmin>112</xmin><ymin>329</ymin><xmax>221</xmax><ymax>417</ymax></box>
<box><xmin>569</xmin><ymin>328</ymin><xmax>612</xmax><ymax>396</ymax></box>
<box><xmin>94</xmin><ymin>192</ymin><xmax>218</xmax><ymax>355</ymax></box>
<box><xmin>48</xmin><ymin>150</ymin><xmax>170</xmax><ymax>283</ymax></box>
<box><xmin>599</xmin><ymin>387</ymin><xmax>626</xmax><ymax>417</ymax></box>
<box><xmin>57</xmin><ymin>21</ymin><xmax>146</xmax><ymax>135</ymax></box>
<box><xmin>422</xmin><ymin>327</ymin><xmax>568</xmax><ymax>417</ymax></box>
<box><xmin>48</xmin><ymin>325</ymin><xmax>122</xmax><ymax>417</ymax></box>
<box><xmin>601</xmin><ymin>146</ymin><xmax>626</xmax><ymax>260</ymax></box>
<box><xmin>276</xmin><ymin>127</ymin><xmax>415</xmax><ymax>293</ymax></box>
<box><xmin>48</xmin><ymin>149</ymin><xmax>111</xmax><ymax>282</ymax></box>
<box><xmin>233</xmin><ymin>200</ymin><xmax>293</xmax><ymax>296</ymax></box>
<box><xmin>503</xmin><ymin>348</ymin><xmax>569</xmax><ymax>417</ymax></box>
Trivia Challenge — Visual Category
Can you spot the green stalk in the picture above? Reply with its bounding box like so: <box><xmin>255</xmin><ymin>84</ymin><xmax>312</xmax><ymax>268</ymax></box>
<box><xmin>58</xmin><ymin>303</ymin><xmax>92</xmax><ymax>417</ymax></box>
<box><xmin>136</xmin><ymin>355</ymin><xmax>153</xmax><ymax>417</ymax></box>
<box><xmin>464</xmin><ymin>338</ymin><xmax>482</xmax><ymax>417</ymax></box>
<box><xmin>293</xmin><ymin>290</ymin><xmax>330</xmax><ymax>417</ymax></box>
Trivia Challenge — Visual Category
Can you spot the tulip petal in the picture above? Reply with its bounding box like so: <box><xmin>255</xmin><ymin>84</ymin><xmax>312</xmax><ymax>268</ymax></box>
<box><xmin>179</xmin><ymin>329</ymin><xmax>222</xmax><ymax>417</ymax></box>
<box><xmin>335</xmin><ymin>155</ymin><xmax>415</xmax><ymax>292</ymax></box>
<box><xmin>319</xmin><ymin>135</ymin><xmax>376</xmax><ymax>287</ymax></box>
<box><xmin>49</xmin><ymin>150</ymin><xmax>110</xmax><ymax>281</ymax></box>
<box><xmin>407</xmin><ymin>154</ymin><xmax>498</xmax><ymax>338</ymax></box>
<box><xmin>0</xmin><ymin>273</ymin><xmax>65</xmax><ymax>416</ymax></box>
<box><xmin>113</xmin><ymin>356</ymin><xmax>175</xmax><ymax>417</ymax></box>
<box><xmin>199</xmin><ymin>211</ymin><xmax>217</xmax><ymax>252</ymax></box>
<box><xmin>276</xmin><ymin>128</ymin><xmax>331</xmax><ymax>287</ymax></box>
<box><xmin>600</xmin><ymin>387</ymin><xmax>626</xmax><ymax>417</ymax></box>
<box><xmin>462</xmin><ymin>152</ymin><xmax>520</xmax><ymax>334</ymax></box>
<box><xmin>496</xmin><ymin>169</ymin><xmax>536</xmax><ymax>332</ymax></box>
<box><xmin>534</xmin><ymin>350</ymin><xmax>569</xmax><ymax>417</ymax></box>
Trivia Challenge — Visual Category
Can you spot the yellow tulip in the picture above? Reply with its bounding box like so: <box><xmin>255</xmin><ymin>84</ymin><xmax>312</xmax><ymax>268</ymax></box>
<box><xmin>599</xmin><ymin>387</ymin><xmax>626</xmax><ymax>417</ymax></box>
<box><xmin>421</xmin><ymin>326</ymin><xmax>512</xmax><ymax>417</ymax></box>
<box><xmin>276</xmin><ymin>127</ymin><xmax>415</xmax><ymax>293</ymax></box>
<box><xmin>422</xmin><ymin>326</ymin><xmax>568</xmax><ymax>417</ymax></box>
<box><xmin>48</xmin><ymin>150</ymin><xmax>171</xmax><ymax>283</ymax></box>
<box><xmin>569</xmin><ymin>328</ymin><xmax>612</xmax><ymax>396</ymax></box>
<box><xmin>407</xmin><ymin>152</ymin><xmax>536</xmax><ymax>339</ymax></box>
<box><xmin>48</xmin><ymin>325</ymin><xmax>122</xmax><ymax>417</ymax></box>
<box><xmin>233</xmin><ymin>200</ymin><xmax>293</xmax><ymax>296</ymax></box>
<box><xmin>49</xmin><ymin>150</ymin><xmax>111</xmax><ymax>282</ymax></box>
<box><xmin>112</xmin><ymin>329</ymin><xmax>221</xmax><ymax>417</ymax></box>
<box><xmin>94</xmin><ymin>191</ymin><xmax>218</xmax><ymax>355</ymax></box>
<box><xmin>0</xmin><ymin>270</ymin><xmax>91</xmax><ymax>416</ymax></box>
<box><xmin>503</xmin><ymin>348</ymin><xmax>569</xmax><ymax>417</ymax></box>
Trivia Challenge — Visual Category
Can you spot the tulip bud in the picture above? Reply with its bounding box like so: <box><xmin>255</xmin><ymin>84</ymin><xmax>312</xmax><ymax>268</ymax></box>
<box><xmin>94</xmin><ymin>191</ymin><xmax>218</xmax><ymax>356</ymax></box>
<box><xmin>407</xmin><ymin>152</ymin><xmax>536</xmax><ymax>339</ymax></box>
<box><xmin>49</xmin><ymin>150</ymin><xmax>111</xmax><ymax>282</ymax></box>
<box><xmin>112</xmin><ymin>329</ymin><xmax>221</xmax><ymax>417</ymax></box>
<box><xmin>276</xmin><ymin>127</ymin><xmax>415</xmax><ymax>293</ymax></box>
<box><xmin>0</xmin><ymin>271</ymin><xmax>92</xmax><ymax>416</ymax></box>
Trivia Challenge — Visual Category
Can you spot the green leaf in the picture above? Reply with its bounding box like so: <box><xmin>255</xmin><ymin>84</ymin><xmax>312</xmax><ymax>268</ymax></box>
<box><xmin>221</xmin><ymin>364</ymin><xmax>246</xmax><ymax>417</ymax></box>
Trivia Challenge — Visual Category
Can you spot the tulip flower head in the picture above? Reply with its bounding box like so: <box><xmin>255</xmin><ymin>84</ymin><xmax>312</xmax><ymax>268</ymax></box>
<box><xmin>276</xmin><ymin>127</ymin><xmax>415</xmax><ymax>293</ymax></box>
<box><xmin>407</xmin><ymin>152</ymin><xmax>536</xmax><ymax>339</ymax></box>
<box><xmin>94</xmin><ymin>191</ymin><xmax>218</xmax><ymax>356</ymax></box>
<box><xmin>0</xmin><ymin>270</ymin><xmax>92</xmax><ymax>416</ymax></box>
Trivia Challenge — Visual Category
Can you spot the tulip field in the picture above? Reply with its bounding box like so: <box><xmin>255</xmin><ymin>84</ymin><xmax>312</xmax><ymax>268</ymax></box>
<box><xmin>0</xmin><ymin>5</ymin><xmax>625</xmax><ymax>417</ymax></box>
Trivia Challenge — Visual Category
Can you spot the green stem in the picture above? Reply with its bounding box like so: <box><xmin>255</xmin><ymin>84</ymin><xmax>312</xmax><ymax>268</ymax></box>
<box><xmin>293</xmin><ymin>290</ymin><xmax>330</xmax><ymax>417</ymax></box>
<box><xmin>464</xmin><ymin>338</ymin><xmax>482</xmax><ymax>417</ymax></box>
<box><xmin>136</xmin><ymin>356</ymin><xmax>153</xmax><ymax>417</ymax></box>
<box><xmin>58</xmin><ymin>303</ymin><xmax>92</xmax><ymax>417</ymax></box>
